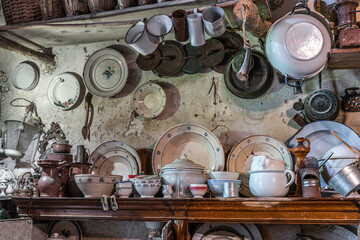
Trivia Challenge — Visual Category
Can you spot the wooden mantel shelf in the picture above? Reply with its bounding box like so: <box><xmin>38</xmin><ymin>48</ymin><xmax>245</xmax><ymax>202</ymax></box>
<box><xmin>13</xmin><ymin>197</ymin><xmax>360</xmax><ymax>225</ymax></box>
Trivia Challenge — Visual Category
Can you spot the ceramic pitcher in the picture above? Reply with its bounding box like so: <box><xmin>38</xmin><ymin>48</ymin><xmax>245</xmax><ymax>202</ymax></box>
<box><xmin>251</xmin><ymin>155</ymin><xmax>287</xmax><ymax>171</ymax></box>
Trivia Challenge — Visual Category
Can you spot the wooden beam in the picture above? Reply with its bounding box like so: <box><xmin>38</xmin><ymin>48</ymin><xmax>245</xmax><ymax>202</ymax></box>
<box><xmin>0</xmin><ymin>35</ymin><xmax>55</xmax><ymax>65</ymax></box>
<box><xmin>328</xmin><ymin>48</ymin><xmax>360</xmax><ymax>69</ymax></box>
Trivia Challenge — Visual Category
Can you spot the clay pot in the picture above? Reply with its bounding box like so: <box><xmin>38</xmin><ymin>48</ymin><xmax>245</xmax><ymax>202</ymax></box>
<box><xmin>52</xmin><ymin>143</ymin><xmax>72</xmax><ymax>153</ymax></box>
<box><xmin>57</xmin><ymin>164</ymin><xmax>70</xmax><ymax>197</ymax></box>
<box><xmin>68</xmin><ymin>163</ymin><xmax>92</xmax><ymax>197</ymax></box>
<box><xmin>37</xmin><ymin>160</ymin><xmax>62</xmax><ymax>197</ymax></box>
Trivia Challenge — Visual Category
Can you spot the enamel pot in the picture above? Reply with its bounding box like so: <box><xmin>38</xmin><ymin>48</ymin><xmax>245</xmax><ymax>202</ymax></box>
<box><xmin>265</xmin><ymin>4</ymin><xmax>332</xmax><ymax>89</ymax></box>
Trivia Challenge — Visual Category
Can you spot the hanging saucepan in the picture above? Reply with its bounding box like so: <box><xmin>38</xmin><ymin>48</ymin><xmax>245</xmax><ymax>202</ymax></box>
<box><xmin>146</xmin><ymin>14</ymin><xmax>173</xmax><ymax>44</ymax></box>
<box><xmin>265</xmin><ymin>4</ymin><xmax>332</xmax><ymax>90</ymax></box>
<box><xmin>125</xmin><ymin>19</ymin><xmax>159</xmax><ymax>56</ymax></box>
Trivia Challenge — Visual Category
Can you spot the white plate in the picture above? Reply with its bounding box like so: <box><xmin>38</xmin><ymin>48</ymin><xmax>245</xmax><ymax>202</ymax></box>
<box><xmin>152</xmin><ymin>124</ymin><xmax>224</xmax><ymax>174</ymax></box>
<box><xmin>48</xmin><ymin>220</ymin><xmax>82</xmax><ymax>240</ymax></box>
<box><xmin>192</xmin><ymin>223</ymin><xmax>263</xmax><ymax>240</ymax></box>
<box><xmin>83</xmin><ymin>48</ymin><xmax>128</xmax><ymax>97</ymax></box>
<box><xmin>48</xmin><ymin>73</ymin><xmax>80</xmax><ymax>110</ymax></box>
<box><xmin>288</xmin><ymin>120</ymin><xmax>360</xmax><ymax>187</ymax></box>
<box><xmin>227</xmin><ymin>135</ymin><xmax>293</xmax><ymax>197</ymax></box>
<box><xmin>91</xmin><ymin>149</ymin><xmax>138</xmax><ymax>180</ymax></box>
<box><xmin>133</xmin><ymin>82</ymin><xmax>166</xmax><ymax>119</ymax></box>
<box><xmin>89</xmin><ymin>140</ymin><xmax>141</xmax><ymax>173</ymax></box>
<box><xmin>10</xmin><ymin>62</ymin><xmax>39</xmax><ymax>91</ymax></box>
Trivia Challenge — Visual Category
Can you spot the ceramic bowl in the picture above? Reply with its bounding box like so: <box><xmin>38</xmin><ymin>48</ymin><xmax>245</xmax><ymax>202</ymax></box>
<box><xmin>209</xmin><ymin>171</ymin><xmax>239</xmax><ymax>180</ymax></box>
<box><xmin>115</xmin><ymin>181</ymin><xmax>133</xmax><ymax>198</ymax></box>
<box><xmin>74</xmin><ymin>174</ymin><xmax>122</xmax><ymax>198</ymax></box>
<box><xmin>133</xmin><ymin>175</ymin><xmax>161</xmax><ymax>198</ymax></box>
<box><xmin>189</xmin><ymin>184</ymin><xmax>208</xmax><ymax>198</ymax></box>
<box><xmin>207</xmin><ymin>179</ymin><xmax>242</xmax><ymax>197</ymax></box>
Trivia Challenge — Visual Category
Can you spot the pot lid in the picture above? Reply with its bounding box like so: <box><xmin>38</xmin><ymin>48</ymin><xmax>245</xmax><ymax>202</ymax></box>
<box><xmin>304</xmin><ymin>89</ymin><xmax>339</xmax><ymax>121</ymax></box>
<box><xmin>136</xmin><ymin>48</ymin><xmax>161</xmax><ymax>71</ymax></box>
<box><xmin>182</xmin><ymin>43</ymin><xmax>204</xmax><ymax>74</ymax></box>
<box><xmin>198</xmin><ymin>38</ymin><xmax>225</xmax><ymax>67</ymax></box>
<box><xmin>162</xmin><ymin>154</ymin><xmax>205</xmax><ymax>170</ymax></box>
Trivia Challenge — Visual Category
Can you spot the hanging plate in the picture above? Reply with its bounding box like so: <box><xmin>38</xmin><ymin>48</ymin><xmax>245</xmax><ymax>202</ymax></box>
<box><xmin>152</xmin><ymin>124</ymin><xmax>225</xmax><ymax>174</ymax></box>
<box><xmin>136</xmin><ymin>48</ymin><xmax>161</xmax><ymax>71</ymax></box>
<box><xmin>83</xmin><ymin>48</ymin><xmax>128</xmax><ymax>97</ymax></box>
<box><xmin>303</xmin><ymin>89</ymin><xmax>339</xmax><ymax>121</ymax></box>
<box><xmin>47</xmin><ymin>73</ymin><xmax>80</xmax><ymax>110</ymax></box>
<box><xmin>198</xmin><ymin>38</ymin><xmax>225</xmax><ymax>67</ymax></box>
<box><xmin>212</xmin><ymin>32</ymin><xmax>243</xmax><ymax>74</ymax></box>
<box><xmin>132</xmin><ymin>82</ymin><xmax>166</xmax><ymax>118</ymax></box>
<box><xmin>182</xmin><ymin>43</ymin><xmax>204</xmax><ymax>74</ymax></box>
<box><xmin>153</xmin><ymin>40</ymin><xmax>186</xmax><ymax>77</ymax></box>
<box><xmin>227</xmin><ymin>135</ymin><xmax>293</xmax><ymax>197</ymax></box>
<box><xmin>224</xmin><ymin>51</ymin><xmax>273</xmax><ymax>99</ymax></box>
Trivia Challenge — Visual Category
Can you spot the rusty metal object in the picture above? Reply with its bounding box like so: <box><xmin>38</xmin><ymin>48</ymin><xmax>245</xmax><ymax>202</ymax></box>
<box><xmin>342</xmin><ymin>87</ymin><xmax>360</xmax><ymax>112</ymax></box>
<box><xmin>182</xmin><ymin>43</ymin><xmax>204</xmax><ymax>75</ymax></box>
<box><xmin>153</xmin><ymin>41</ymin><xmax>186</xmax><ymax>77</ymax></box>
<box><xmin>335</xmin><ymin>0</ymin><xmax>358</xmax><ymax>27</ymax></box>
<box><xmin>136</xmin><ymin>49</ymin><xmax>161</xmax><ymax>71</ymax></box>
<box><xmin>198</xmin><ymin>39</ymin><xmax>225</xmax><ymax>67</ymax></box>
<box><xmin>339</xmin><ymin>28</ymin><xmax>360</xmax><ymax>48</ymax></box>
<box><xmin>302</xmin><ymin>179</ymin><xmax>321</xmax><ymax>198</ymax></box>
<box><xmin>233</xmin><ymin>0</ymin><xmax>272</xmax><ymax>38</ymax></box>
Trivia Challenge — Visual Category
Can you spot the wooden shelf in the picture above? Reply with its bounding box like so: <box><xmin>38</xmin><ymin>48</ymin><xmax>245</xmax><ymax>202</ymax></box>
<box><xmin>13</xmin><ymin>197</ymin><xmax>360</xmax><ymax>225</ymax></box>
<box><xmin>328</xmin><ymin>48</ymin><xmax>360</xmax><ymax>69</ymax></box>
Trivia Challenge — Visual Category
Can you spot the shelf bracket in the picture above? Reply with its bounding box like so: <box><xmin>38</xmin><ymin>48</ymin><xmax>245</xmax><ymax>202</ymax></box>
<box><xmin>0</xmin><ymin>31</ymin><xmax>55</xmax><ymax>66</ymax></box>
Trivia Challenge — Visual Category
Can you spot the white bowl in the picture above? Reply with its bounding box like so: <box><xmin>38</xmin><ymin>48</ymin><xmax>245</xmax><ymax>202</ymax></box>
<box><xmin>133</xmin><ymin>175</ymin><xmax>161</xmax><ymax>198</ymax></box>
<box><xmin>75</xmin><ymin>174</ymin><xmax>122</xmax><ymax>198</ymax></box>
<box><xmin>189</xmin><ymin>184</ymin><xmax>208</xmax><ymax>198</ymax></box>
<box><xmin>115</xmin><ymin>181</ymin><xmax>133</xmax><ymax>198</ymax></box>
<box><xmin>208</xmin><ymin>179</ymin><xmax>241</xmax><ymax>197</ymax></box>
<box><xmin>210</xmin><ymin>171</ymin><xmax>239</xmax><ymax>180</ymax></box>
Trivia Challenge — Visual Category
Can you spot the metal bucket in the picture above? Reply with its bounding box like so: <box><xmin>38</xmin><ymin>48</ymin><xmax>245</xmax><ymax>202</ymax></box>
<box><xmin>202</xmin><ymin>6</ymin><xmax>226</xmax><ymax>37</ymax></box>
<box><xmin>125</xmin><ymin>20</ymin><xmax>159</xmax><ymax>55</ymax></box>
<box><xmin>328</xmin><ymin>163</ymin><xmax>360</xmax><ymax>197</ymax></box>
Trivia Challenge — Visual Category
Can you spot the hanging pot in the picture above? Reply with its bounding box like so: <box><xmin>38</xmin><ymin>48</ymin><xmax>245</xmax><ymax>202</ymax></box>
<box><xmin>265</xmin><ymin>4</ymin><xmax>332</xmax><ymax>88</ymax></box>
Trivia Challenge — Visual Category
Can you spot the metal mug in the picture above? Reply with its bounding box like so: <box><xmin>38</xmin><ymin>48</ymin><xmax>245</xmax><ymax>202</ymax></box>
<box><xmin>171</xmin><ymin>9</ymin><xmax>189</xmax><ymax>42</ymax></box>
<box><xmin>187</xmin><ymin>8</ymin><xmax>205</xmax><ymax>46</ymax></box>
<box><xmin>146</xmin><ymin>14</ymin><xmax>173</xmax><ymax>43</ymax></box>
<box><xmin>223</xmin><ymin>181</ymin><xmax>240</xmax><ymax>198</ymax></box>
<box><xmin>202</xmin><ymin>6</ymin><xmax>226</xmax><ymax>37</ymax></box>
<box><xmin>125</xmin><ymin>19</ymin><xmax>159</xmax><ymax>55</ymax></box>
<box><xmin>76</xmin><ymin>145</ymin><xmax>89</xmax><ymax>163</ymax></box>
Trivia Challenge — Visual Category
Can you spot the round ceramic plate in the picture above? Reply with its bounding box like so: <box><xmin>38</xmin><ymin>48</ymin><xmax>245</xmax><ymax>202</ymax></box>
<box><xmin>91</xmin><ymin>149</ymin><xmax>138</xmax><ymax>180</ymax></box>
<box><xmin>10</xmin><ymin>62</ymin><xmax>39</xmax><ymax>91</ymax></box>
<box><xmin>133</xmin><ymin>82</ymin><xmax>166</xmax><ymax>118</ymax></box>
<box><xmin>192</xmin><ymin>223</ymin><xmax>263</xmax><ymax>240</ymax></box>
<box><xmin>47</xmin><ymin>73</ymin><xmax>80</xmax><ymax>110</ymax></box>
<box><xmin>89</xmin><ymin>140</ymin><xmax>141</xmax><ymax>173</ymax></box>
<box><xmin>152</xmin><ymin>124</ymin><xmax>225</xmax><ymax>174</ymax></box>
<box><xmin>83</xmin><ymin>48</ymin><xmax>128</xmax><ymax>97</ymax></box>
<box><xmin>227</xmin><ymin>135</ymin><xmax>293</xmax><ymax>197</ymax></box>
<box><xmin>48</xmin><ymin>220</ymin><xmax>82</xmax><ymax>240</ymax></box>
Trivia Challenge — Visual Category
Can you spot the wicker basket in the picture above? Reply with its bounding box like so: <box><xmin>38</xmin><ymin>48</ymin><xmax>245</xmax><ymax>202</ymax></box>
<box><xmin>39</xmin><ymin>0</ymin><xmax>66</xmax><ymax>20</ymax></box>
<box><xmin>1</xmin><ymin>0</ymin><xmax>42</xmax><ymax>24</ymax></box>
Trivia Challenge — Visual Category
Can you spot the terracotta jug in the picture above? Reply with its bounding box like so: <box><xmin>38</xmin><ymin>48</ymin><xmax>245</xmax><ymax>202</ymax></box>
<box><xmin>68</xmin><ymin>163</ymin><xmax>91</xmax><ymax>197</ymax></box>
<box><xmin>37</xmin><ymin>160</ymin><xmax>62</xmax><ymax>197</ymax></box>
<box><xmin>288</xmin><ymin>137</ymin><xmax>311</xmax><ymax>196</ymax></box>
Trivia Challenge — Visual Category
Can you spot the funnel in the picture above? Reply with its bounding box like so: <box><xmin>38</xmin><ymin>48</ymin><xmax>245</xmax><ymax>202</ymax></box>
<box><xmin>3</xmin><ymin>120</ymin><xmax>38</xmax><ymax>159</ymax></box>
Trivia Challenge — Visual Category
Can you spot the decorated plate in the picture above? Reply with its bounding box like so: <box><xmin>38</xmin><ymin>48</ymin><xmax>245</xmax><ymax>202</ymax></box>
<box><xmin>48</xmin><ymin>220</ymin><xmax>82</xmax><ymax>240</ymax></box>
<box><xmin>83</xmin><ymin>48</ymin><xmax>128</xmax><ymax>97</ymax></box>
<box><xmin>10</xmin><ymin>62</ymin><xmax>39</xmax><ymax>91</ymax></box>
<box><xmin>89</xmin><ymin>140</ymin><xmax>141</xmax><ymax>173</ymax></box>
<box><xmin>152</xmin><ymin>124</ymin><xmax>224</xmax><ymax>174</ymax></box>
<box><xmin>132</xmin><ymin>82</ymin><xmax>166</xmax><ymax>118</ymax></box>
<box><xmin>48</xmin><ymin>73</ymin><xmax>80</xmax><ymax>110</ymax></box>
<box><xmin>91</xmin><ymin>149</ymin><xmax>138</xmax><ymax>180</ymax></box>
<box><xmin>192</xmin><ymin>223</ymin><xmax>263</xmax><ymax>240</ymax></box>
<box><xmin>227</xmin><ymin>135</ymin><xmax>293</xmax><ymax>197</ymax></box>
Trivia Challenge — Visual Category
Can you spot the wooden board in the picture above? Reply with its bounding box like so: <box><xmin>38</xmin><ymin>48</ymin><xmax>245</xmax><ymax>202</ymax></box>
<box><xmin>328</xmin><ymin>48</ymin><xmax>360</xmax><ymax>69</ymax></box>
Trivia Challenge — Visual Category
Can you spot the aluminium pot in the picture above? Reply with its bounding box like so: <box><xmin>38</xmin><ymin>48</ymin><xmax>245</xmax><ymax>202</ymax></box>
<box><xmin>328</xmin><ymin>163</ymin><xmax>360</xmax><ymax>197</ymax></box>
<box><xmin>265</xmin><ymin>4</ymin><xmax>332</xmax><ymax>88</ymax></box>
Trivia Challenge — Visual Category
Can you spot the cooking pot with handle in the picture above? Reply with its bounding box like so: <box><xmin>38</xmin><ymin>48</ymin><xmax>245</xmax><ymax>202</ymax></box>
<box><xmin>265</xmin><ymin>4</ymin><xmax>332</xmax><ymax>88</ymax></box>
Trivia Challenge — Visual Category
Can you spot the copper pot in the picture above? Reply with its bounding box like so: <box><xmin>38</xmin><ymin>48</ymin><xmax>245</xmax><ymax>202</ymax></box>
<box><xmin>52</xmin><ymin>143</ymin><xmax>72</xmax><ymax>153</ymax></box>
<box><xmin>48</xmin><ymin>153</ymin><xmax>73</xmax><ymax>163</ymax></box>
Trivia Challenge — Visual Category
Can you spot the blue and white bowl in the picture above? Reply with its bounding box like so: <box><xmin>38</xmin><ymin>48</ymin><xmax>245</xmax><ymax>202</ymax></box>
<box><xmin>75</xmin><ymin>174</ymin><xmax>122</xmax><ymax>198</ymax></box>
<box><xmin>115</xmin><ymin>181</ymin><xmax>133</xmax><ymax>198</ymax></box>
<box><xmin>133</xmin><ymin>175</ymin><xmax>161</xmax><ymax>198</ymax></box>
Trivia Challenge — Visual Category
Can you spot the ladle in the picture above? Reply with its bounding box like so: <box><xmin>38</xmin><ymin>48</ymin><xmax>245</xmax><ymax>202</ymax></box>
<box><xmin>330</xmin><ymin>130</ymin><xmax>360</xmax><ymax>162</ymax></box>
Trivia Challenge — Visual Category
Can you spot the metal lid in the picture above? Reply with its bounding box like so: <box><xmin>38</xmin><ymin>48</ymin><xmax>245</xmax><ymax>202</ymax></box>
<box><xmin>162</xmin><ymin>154</ymin><xmax>205</xmax><ymax>170</ymax></box>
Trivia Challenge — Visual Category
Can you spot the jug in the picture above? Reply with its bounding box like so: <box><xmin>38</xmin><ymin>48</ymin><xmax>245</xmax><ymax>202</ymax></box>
<box><xmin>251</xmin><ymin>155</ymin><xmax>287</xmax><ymax>171</ymax></box>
